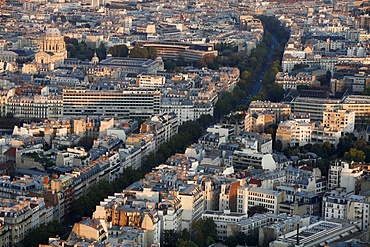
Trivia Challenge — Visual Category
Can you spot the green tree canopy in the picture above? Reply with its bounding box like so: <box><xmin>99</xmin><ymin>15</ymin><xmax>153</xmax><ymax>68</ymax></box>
<box><xmin>191</xmin><ymin>218</ymin><xmax>217</xmax><ymax>247</ymax></box>
<box><xmin>130</xmin><ymin>46</ymin><xmax>149</xmax><ymax>58</ymax></box>
<box><xmin>23</xmin><ymin>221</ymin><xmax>70</xmax><ymax>247</ymax></box>
<box><xmin>108</xmin><ymin>44</ymin><xmax>129</xmax><ymax>57</ymax></box>
<box><xmin>344</xmin><ymin>148</ymin><xmax>366</xmax><ymax>163</ymax></box>
<box><xmin>147</xmin><ymin>47</ymin><xmax>158</xmax><ymax>59</ymax></box>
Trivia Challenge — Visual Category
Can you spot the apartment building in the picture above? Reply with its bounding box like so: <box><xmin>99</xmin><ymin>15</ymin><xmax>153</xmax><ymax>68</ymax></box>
<box><xmin>322</xmin><ymin>109</ymin><xmax>355</xmax><ymax>133</ymax></box>
<box><xmin>328</xmin><ymin>160</ymin><xmax>363</xmax><ymax>194</ymax></box>
<box><xmin>6</xmin><ymin>94</ymin><xmax>63</xmax><ymax>119</ymax></box>
<box><xmin>136</xmin><ymin>75</ymin><xmax>165</xmax><ymax>88</ymax></box>
<box><xmin>119</xmin><ymin>145</ymin><xmax>143</xmax><ymax>170</ymax></box>
<box><xmin>65</xmin><ymin>57</ymin><xmax>164</xmax><ymax>76</ymax></box>
<box><xmin>62</xmin><ymin>86</ymin><xmax>161</xmax><ymax>119</ymax></box>
<box><xmin>331</xmin><ymin>73</ymin><xmax>370</xmax><ymax>94</ymax></box>
<box><xmin>341</xmin><ymin>95</ymin><xmax>370</xmax><ymax>125</ymax></box>
<box><xmin>171</xmin><ymin>184</ymin><xmax>204</xmax><ymax>230</ymax></box>
<box><xmin>248</xmin><ymin>101</ymin><xmax>291</xmax><ymax>122</ymax></box>
<box><xmin>0</xmin><ymin>219</ymin><xmax>10</xmax><ymax>247</ymax></box>
<box><xmin>0</xmin><ymin>175</ymin><xmax>45</xmax><ymax>199</ymax></box>
<box><xmin>70</xmin><ymin>218</ymin><xmax>107</xmax><ymax>243</ymax></box>
<box><xmin>219</xmin><ymin>180</ymin><xmax>242</xmax><ymax>212</ymax></box>
<box><xmin>157</xmin><ymin>195</ymin><xmax>183</xmax><ymax>236</ymax></box>
<box><xmin>92</xmin><ymin>192</ymin><xmax>161</xmax><ymax>246</ymax></box>
<box><xmin>291</xmin><ymin>94</ymin><xmax>370</xmax><ymax>126</ymax></box>
<box><xmin>323</xmin><ymin>189</ymin><xmax>370</xmax><ymax>230</ymax></box>
<box><xmin>140</xmin><ymin>113</ymin><xmax>179</xmax><ymax>149</ymax></box>
<box><xmin>245</xmin><ymin>111</ymin><xmax>275</xmax><ymax>133</ymax></box>
<box><xmin>277</xmin><ymin>108</ymin><xmax>355</xmax><ymax>148</ymax></box>
<box><xmin>347</xmin><ymin>195</ymin><xmax>370</xmax><ymax>230</ymax></box>
<box><xmin>276</xmin><ymin>120</ymin><xmax>314</xmax><ymax>149</ymax></box>
<box><xmin>227</xmin><ymin>213</ymin><xmax>281</xmax><ymax>236</ymax></box>
<box><xmin>323</xmin><ymin>189</ymin><xmax>348</xmax><ymax>220</ymax></box>
<box><xmin>202</xmin><ymin>210</ymin><xmax>248</xmax><ymax>241</ymax></box>
<box><xmin>126</xmin><ymin>133</ymin><xmax>156</xmax><ymax>161</ymax></box>
<box><xmin>160</xmin><ymin>98</ymin><xmax>195</xmax><ymax>123</ymax></box>
<box><xmin>275</xmin><ymin>72</ymin><xmax>319</xmax><ymax>90</ymax></box>
<box><xmin>246</xmin><ymin>187</ymin><xmax>285</xmax><ymax>214</ymax></box>
<box><xmin>0</xmin><ymin>198</ymin><xmax>33</xmax><ymax>246</ymax></box>
<box><xmin>232</xmin><ymin>149</ymin><xmax>277</xmax><ymax>171</ymax></box>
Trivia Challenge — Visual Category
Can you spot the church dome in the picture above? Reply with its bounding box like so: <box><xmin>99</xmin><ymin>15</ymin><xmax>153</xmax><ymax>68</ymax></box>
<box><xmin>45</xmin><ymin>28</ymin><xmax>61</xmax><ymax>37</ymax></box>
<box><xmin>91</xmin><ymin>52</ymin><xmax>99</xmax><ymax>64</ymax></box>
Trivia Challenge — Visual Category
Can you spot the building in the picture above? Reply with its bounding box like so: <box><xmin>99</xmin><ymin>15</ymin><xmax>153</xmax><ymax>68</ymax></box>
<box><xmin>7</xmin><ymin>94</ymin><xmax>62</xmax><ymax>119</ymax></box>
<box><xmin>271</xmin><ymin>220</ymin><xmax>361</xmax><ymax>247</ymax></box>
<box><xmin>236</xmin><ymin>132</ymin><xmax>273</xmax><ymax>154</ymax></box>
<box><xmin>64</xmin><ymin>57</ymin><xmax>164</xmax><ymax>77</ymax></box>
<box><xmin>347</xmin><ymin>194</ymin><xmax>370</xmax><ymax>230</ymax></box>
<box><xmin>323</xmin><ymin>189</ymin><xmax>348</xmax><ymax>220</ymax></box>
<box><xmin>160</xmin><ymin>98</ymin><xmax>195</xmax><ymax>123</ymax></box>
<box><xmin>275</xmin><ymin>72</ymin><xmax>319</xmax><ymax>90</ymax></box>
<box><xmin>328</xmin><ymin>160</ymin><xmax>363</xmax><ymax>194</ymax></box>
<box><xmin>202</xmin><ymin>210</ymin><xmax>248</xmax><ymax>241</ymax></box>
<box><xmin>248</xmin><ymin>101</ymin><xmax>291</xmax><ymax>122</ymax></box>
<box><xmin>323</xmin><ymin>109</ymin><xmax>355</xmax><ymax>134</ymax></box>
<box><xmin>276</xmin><ymin>120</ymin><xmax>314</xmax><ymax>149</ymax></box>
<box><xmin>70</xmin><ymin>218</ymin><xmax>107</xmax><ymax>243</ymax></box>
<box><xmin>245</xmin><ymin>111</ymin><xmax>275</xmax><ymax>133</ymax></box>
<box><xmin>245</xmin><ymin>187</ymin><xmax>285</xmax><ymax>214</ymax></box>
<box><xmin>140</xmin><ymin>113</ymin><xmax>179</xmax><ymax>149</ymax></box>
<box><xmin>62</xmin><ymin>86</ymin><xmax>161</xmax><ymax>119</ymax></box>
<box><xmin>232</xmin><ymin>149</ymin><xmax>277</xmax><ymax>171</ymax></box>
<box><xmin>136</xmin><ymin>41</ymin><xmax>218</xmax><ymax>62</ymax></box>
<box><xmin>136</xmin><ymin>75</ymin><xmax>165</xmax><ymax>88</ymax></box>
<box><xmin>34</xmin><ymin>28</ymin><xmax>67</xmax><ymax>71</ymax></box>
<box><xmin>157</xmin><ymin>195</ymin><xmax>183</xmax><ymax>236</ymax></box>
<box><xmin>291</xmin><ymin>97</ymin><xmax>340</xmax><ymax>122</ymax></box>
<box><xmin>171</xmin><ymin>184</ymin><xmax>204</xmax><ymax>230</ymax></box>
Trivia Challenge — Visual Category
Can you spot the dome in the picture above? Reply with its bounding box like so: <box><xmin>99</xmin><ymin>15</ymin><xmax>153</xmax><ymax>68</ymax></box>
<box><xmin>357</xmin><ymin>47</ymin><xmax>366</xmax><ymax>58</ymax></box>
<box><xmin>45</xmin><ymin>28</ymin><xmax>61</xmax><ymax>37</ymax></box>
<box><xmin>91</xmin><ymin>52</ymin><xmax>99</xmax><ymax>64</ymax></box>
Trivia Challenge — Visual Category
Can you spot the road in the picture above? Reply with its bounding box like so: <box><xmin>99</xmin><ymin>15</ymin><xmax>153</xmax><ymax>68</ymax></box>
<box><xmin>241</xmin><ymin>35</ymin><xmax>280</xmax><ymax>105</ymax></box>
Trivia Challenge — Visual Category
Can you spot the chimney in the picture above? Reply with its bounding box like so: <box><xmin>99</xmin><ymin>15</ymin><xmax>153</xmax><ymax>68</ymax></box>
<box><xmin>296</xmin><ymin>222</ymin><xmax>300</xmax><ymax>245</ymax></box>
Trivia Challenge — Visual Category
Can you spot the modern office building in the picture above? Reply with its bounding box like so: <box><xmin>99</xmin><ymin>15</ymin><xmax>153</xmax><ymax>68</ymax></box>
<box><xmin>62</xmin><ymin>85</ymin><xmax>161</xmax><ymax>119</ymax></box>
<box><xmin>136</xmin><ymin>41</ymin><xmax>218</xmax><ymax>62</ymax></box>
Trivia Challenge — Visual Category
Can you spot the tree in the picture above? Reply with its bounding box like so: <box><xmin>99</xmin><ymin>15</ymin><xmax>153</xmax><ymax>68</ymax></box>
<box><xmin>266</xmin><ymin>83</ymin><xmax>285</xmax><ymax>102</ymax></box>
<box><xmin>248</xmin><ymin>205</ymin><xmax>268</xmax><ymax>217</ymax></box>
<box><xmin>274</xmin><ymin>139</ymin><xmax>283</xmax><ymax>152</ymax></box>
<box><xmin>191</xmin><ymin>218</ymin><xmax>217</xmax><ymax>247</ymax></box>
<box><xmin>165</xmin><ymin>60</ymin><xmax>176</xmax><ymax>71</ymax></box>
<box><xmin>354</xmin><ymin>140</ymin><xmax>367</xmax><ymax>150</ymax></box>
<box><xmin>76</xmin><ymin>136</ymin><xmax>95</xmax><ymax>151</ymax></box>
<box><xmin>196</xmin><ymin>59</ymin><xmax>207</xmax><ymax>68</ymax></box>
<box><xmin>130</xmin><ymin>46</ymin><xmax>149</xmax><ymax>58</ymax></box>
<box><xmin>96</xmin><ymin>43</ymin><xmax>107</xmax><ymax>60</ymax></box>
<box><xmin>163</xmin><ymin>230</ymin><xmax>179</xmax><ymax>247</ymax></box>
<box><xmin>344</xmin><ymin>148</ymin><xmax>366</xmax><ymax>162</ymax></box>
<box><xmin>23</xmin><ymin>221</ymin><xmax>70</xmax><ymax>247</ymax></box>
<box><xmin>225</xmin><ymin>231</ymin><xmax>259</xmax><ymax>247</ymax></box>
<box><xmin>241</xmin><ymin>70</ymin><xmax>251</xmax><ymax>80</ymax></box>
<box><xmin>177</xmin><ymin>239</ymin><xmax>198</xmax><ymax>247</ymax></box>
<box><xmin>364</xmin><ymin>86</ymin><xmax>370</xmax><ymax>96</ymax></box>
<box><xmin>292</xmin><ymin>63</ymin><xmax>309</xmax><ymax>71</ymax></box>
<box><xmin>147</xmin><ymin>47</ymin><xmax>158</xmax><ymax>59</ymax></box>
<box><xmin>108</xmin><ymin>44</ymin><xmax>128</xmax><ymax>57</ymax></box>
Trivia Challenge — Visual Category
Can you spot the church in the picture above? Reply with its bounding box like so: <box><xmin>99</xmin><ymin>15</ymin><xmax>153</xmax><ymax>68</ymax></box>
<box><xmin>33</xmin><ymin>27</ymin><xmax>67</xmax><ymax>71</ymax></box>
